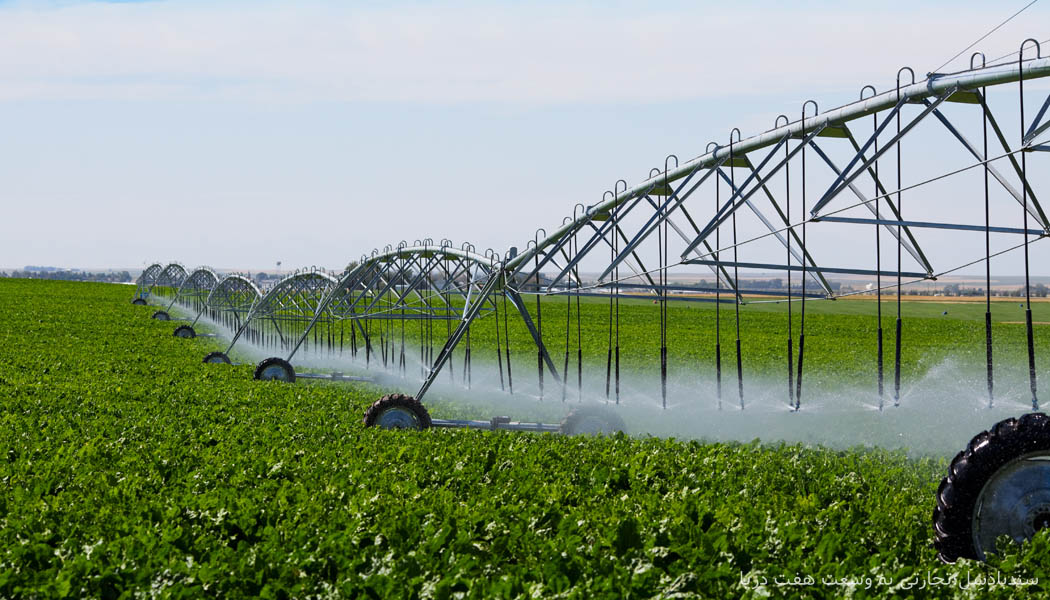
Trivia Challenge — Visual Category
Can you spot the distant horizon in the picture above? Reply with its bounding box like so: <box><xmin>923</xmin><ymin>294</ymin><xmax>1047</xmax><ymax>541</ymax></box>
<box><xmin>7</xmin><ymin>264</ymin><xmax>1050</xmax><ymax>285</ymax></box>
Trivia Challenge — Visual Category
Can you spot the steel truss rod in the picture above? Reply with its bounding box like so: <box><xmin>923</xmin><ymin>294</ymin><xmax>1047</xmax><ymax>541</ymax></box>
<box><xmin>362</xmin><ymin>254</ymin><xmax>444</xmax><ymax>315</ymax></box>
<box><xmin>807</xmin><ymin>138</ymin><xmax>931</xmax><ymax>273</ymax></box>
<box><xmin>284</xmin><ymin>246</ymin><xmax>494</xmax><ymax>362</ymax></box>
<box><xmin>714</xmin><ymin>167</ymin><xmax>834</xmax><ymax>296</ymax></box>
<box><xmin>977</xmin><ymin>94</ymin><xmax>1050</xmax><ymax>229</ymax></box>
<box><xmin>812</xmin><ymin>87</ymin><xmax>957</xmax><ymax>216</ymax></box>
<box><xmin>597</xmin><ymin>162</ymin><xmax>723</xmax><ymax>281</ymax></box>
<box><xmin>569</xmin><ymin>281</ymin><xmax>826</xmax><ymax>299</ymax></box>
<box><xmin>414</xmin><ymin>270</ymin><xmax>561</xmax><ymax>401</ymax></box>
<box><xmin>505</xmin><ymin>290</ymin><xmax>561</xmax><ymax>383</ymax></box>
<box><xmin>546</xmin><ymin>218</ymin><xmax>662</xmax><ymax>293</ymax></box>
<box><xmin>515</xmin><ymin>184</ymin><xmax>657</xmax><ymax>284</ymax></box>
<box><xmin>510</xmin><ymin>57</ymin><xmax>1050</xmax><ymax>274</ymax></box>
<box><xmin>542</xmin><ymin>195</ymin><xmax>652</xmax><ymax>288</ymax></box>
<box><xmin>687</xmin><ymin>134</ymin><xmax>790</xmax><ymax>254</ymax></box>
<box><xmin>928</xmin><ymin>98</ymin><xmax>1048</xmax><ymax>229</ymax></box>
<box><xmin>644</xmin><ymin>195</ymin><xmax>742</xmax><ymax>297</ymax></box>
<box><xmin>815</xmin><ymin>215</ymin><xmax>1043</xmax><ymax>235</ymax></box>
<box><xmin>415</xmin><ymin>271</ymin><xmax>502</xmax><ymax>401</ymax></box>
<box><xmin>972</xmin><ymin>95</ymin><xmax>1050</xmax><ymax>229</ymax></box>
<box><xmin>685</xmin><ymin>126</ymin><xmax>827</xmax><ymax>256</ymax></box>
<box><xmin>680</xmin><ymin>259</ymin><xmax>929</xmax><ymax>280</ymax></box>
<box><xmin>1025</xmin><ymin>92</ymin><xmax>1050</xmax><ymax>144</ymax></box>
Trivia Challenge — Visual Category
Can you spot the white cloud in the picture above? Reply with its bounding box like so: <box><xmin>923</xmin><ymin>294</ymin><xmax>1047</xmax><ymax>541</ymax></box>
<box><xmin>0</xmin><ymin>1</ymin><xmax>1043</xmax><ymax>104</ymax></box>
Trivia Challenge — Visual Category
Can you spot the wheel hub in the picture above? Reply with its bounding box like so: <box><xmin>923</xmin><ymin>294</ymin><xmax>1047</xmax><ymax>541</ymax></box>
<box><xmin>375</xmin><ymin>407</ymin><xmax>419</xmax><ymax>430</ymax></box>
<box><xmin>260</xmin><ymin>365</ymin><xmax>290</xmax><ymax>381</ymax></box>
<box><xmin>973</xmin><ymin>454</ymin><xmax>1050</xmax><ymax>559</ymax></box>
<box><xmin>575</xmin><ymin>416</ymin><xmax>611</xmax><ymax>434</ymax></box>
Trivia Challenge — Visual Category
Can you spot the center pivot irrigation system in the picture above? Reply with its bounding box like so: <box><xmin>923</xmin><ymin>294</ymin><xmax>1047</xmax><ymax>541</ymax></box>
<box><xmin>132</xmin><ymin>42</ymin><xmax>1050</xmax><ymax>562</ymax></box>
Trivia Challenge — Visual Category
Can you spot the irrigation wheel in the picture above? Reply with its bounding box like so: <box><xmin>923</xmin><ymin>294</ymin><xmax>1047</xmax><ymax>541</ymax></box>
<box><xmin>254</xmin><ymin>357</ymin><xmax>296</xmax><ymax>383</ymax></box>
<box><xmin>934</xmin><ymin>412</ymin><xmax>1050</xmax><ymax>562</ymax></box>
<box><xmin>202</xmin><ymin>351</ymin><xmax>231</xmax><ymax>365</ymax></box>
<box><xmin>131</xmin><ymin>298</ymin><xmax>147</xmax><ymax>306</ymax></box>
<box><xmin>173</xmin><ymin>325</ymin><xmax>196</xmax><ymax>339</ymax></box>
<box><xmin>560</xmin><ymin>405</ymin><xmax>627</xmax><ymax>436</ymax></box>
<box><xmin>363</xmin><ymin>394</ymin><xmax>432</xmax><ymax>430</ymax></box>
<box><xmin>151</xmin><ymin>310</ymin><xmax>171</xmax><ymax>321</ymax></box>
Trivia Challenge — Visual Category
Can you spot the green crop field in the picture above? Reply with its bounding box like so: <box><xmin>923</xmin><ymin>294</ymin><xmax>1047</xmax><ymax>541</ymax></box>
<box><xmin>3</xmin><ymin>278</ymin><xmax>1050</xmax><ymax>598</ymax></box>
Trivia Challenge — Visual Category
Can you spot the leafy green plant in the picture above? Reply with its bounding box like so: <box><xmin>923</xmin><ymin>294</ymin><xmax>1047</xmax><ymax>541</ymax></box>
<box><xmin>1</xmin><ymin>279</ymin><xmax>1048</xmax><ymax>598</ymax></box>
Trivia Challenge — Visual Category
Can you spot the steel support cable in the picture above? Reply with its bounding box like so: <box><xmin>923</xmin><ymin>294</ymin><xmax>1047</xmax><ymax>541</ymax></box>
<box><xmin>1021</xmin><ymin>41</ymin><xmax>1040</xmax><ymax>411</ymax></box>
<box><xmin>838</xmin><ymin>238</ymin><xmax>1043</xmax><ymax>298</ymax></box>
<box><xmin>931</xmin><ymin>0</ymin><xmax>1040</xmax><ymax>75</ymax></box>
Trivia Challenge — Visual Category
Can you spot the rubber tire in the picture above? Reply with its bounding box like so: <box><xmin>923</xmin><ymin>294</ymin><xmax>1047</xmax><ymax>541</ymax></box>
<box><xmin>560</xmin><ymin>405</ymin><xmax>627</xmax><ymax>436</ymax></box>
<box><xmin>363</xmin><ymin>394</ymin><xmax>432</xmax><ymax>430</ymax></box>
<box><xmin>151</xmin><ymin>310</ymin><xmax>171</xmax><ymax>321</ymax></box>
<box><xmin>173</xmin><ymin>325</ymin><xmax>196</xmax><ymax>339</ymax></box>
<box><xmin>933</xmin><ymin>412</ymin><xmax>1050</xmax><ymax>562</ymax></box>
<box><xmin>253</xmin><ymin>357</ymin><xmax>296</xmax><ymax>382</ymax></box>
<box><xmin>132</xmin><ymin>298</ymin><xmax>147</xmax><ymax>306</ymax></box>
<box><xmin>202</xmin><ymin>351</ymin><xmax>232</xmax><ymax>365</ymax></box>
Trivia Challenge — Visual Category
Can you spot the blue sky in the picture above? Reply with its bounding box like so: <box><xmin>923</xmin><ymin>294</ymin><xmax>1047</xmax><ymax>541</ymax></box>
<box><xmin>1</xmin><ymin>0</ymin><xmax>1048</xmax><ymax>274</ymax></box>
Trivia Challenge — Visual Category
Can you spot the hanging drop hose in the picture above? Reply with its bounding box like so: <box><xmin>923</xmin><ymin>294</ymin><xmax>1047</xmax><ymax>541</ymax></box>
<box><xmin>598</xmin><ymin>191</ymin><xmax>616</xmax><ymax>404</ymax></box>
<box><xmin>464</xmin><ymin>325</ymin><xmax>471</xmax><ymax>389</ymax></box>
<box><xmin>400</xmin><ymin>288</ymin><xmax>406</xmax><ymax>375</ymax></box>
<box><xmin>418</xmin><ymin>310</ymin><xmax>425</xmax><ymax>379</ymax></box>
<box><xmin>352</xmin><ymin>317</ymin><xmax>358</xmax><ymax>358</ymax></box>
<box><xmin>614</xmin><ymin>182</ymin><xmax>625</xmax><ymax>405</ymax></box>
<box><xmin>605</xmin><ymin>232</ymin><xmax>614</xmax><ymax>401</ymax></box>
<box><xmin>502</xmin><ymin>277</ymin><xmax>514</xmax><ymax>395</ymax></box>
<box><xmin>658</xmin><ymin>163</ymin><xmax>675</xmax><ymax>409</ymax></box>
<box><xmin>534</xmin><ymin>245</ymin><xmax>544</xmax><ymax>400</ymax></box>
<box><xmin>729</xmin><ymin>136</ymin><xmax>744</xmax><ymax>409</ymax></box>
<box><xmin>494</xmin><ymin>272</ymin><xmax>506</xmax><ymax>392</ymax></box>
<box><xmin>977</xmin><ymin>52</ymin><xmax>994</xmax><ymax>409</ymax></box>
<box><xmin>659</xmin><ymin>168</ymin><xmax>668</xmax><ymax>409</ymax></box>
<box><xmin>868</xmin><ymin>89</ymin><xmax>886</xmax><ymax>410</ymax></box>
<box><xmin>783</xmin><ymin>117</ymin><xmax>795</xmax><ymax>410</ymax></box>
<box><xmin>894</xmin><ymin>71</ymin><xmax>910</xmax><ymax>408</ymax></box>
<box><xmin>575</xmin><ymin>231</ymin><xmax>583</xmax><ymax>402</ymax></box>
<box><xmin>715</xmin><ymin>174</ymin><xmax>723</xmax><ymax>409</ymax></box>
<box><xmin>562</xmin><ymin>217</ymin><xmax>574</xmax><ymax>403</ymax></box>
<box><xmin>444</xmin><ymin>258</ymin><xmax>454</xmax><ymax>384</ymax></box>
<box><xmin>1020</xmin><ymin>41</ymin><xmax>1040</xmax><ymax>411</ymax></box>
<box><xmin>365</xmin><ymin>315</ymin><xmax>371</xmax><ymax>369</ymax></box>
<box><xmin>797</xmin><ymin>101</ymin><xmax>816</xmax><ymax>407</ymax></box>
